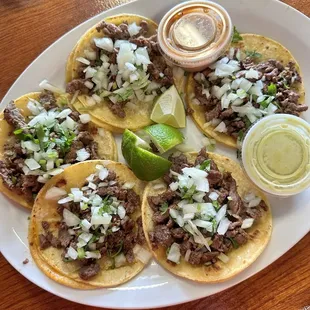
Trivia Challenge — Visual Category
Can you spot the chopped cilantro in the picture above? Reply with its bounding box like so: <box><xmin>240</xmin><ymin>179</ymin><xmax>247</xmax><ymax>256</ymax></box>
<box><xmin>232</xmin><ymin>26</ymin><xmax>243</xmax><ymax>43</ymax></box>
<box><xmin>237</xmin><ymin>130</ymin><xmax>244</xmax><ymax>142</ymax></box>
<box><xmin>11</xmin><ymin>176</ymin><xmax>17</xmax><ymax>185</ymax></box>
<box><xmin>160</xmin><ymin>202</ymin><xmax>169</xmax><ymax>215</ymax></box>
<box><xmin>212</xmin><ymin>200</ymin><xmax>220</xmax><ymax>211</ymax></box>
<box><xmin>182</xmin><ymin>184</ymin><xmax>196</xmax><ymax>200</ymax></box>
<box><xmin>245</xmin><ymin>50</ymin><xmax>262</xmax><ymax>58</ymax></box>
<box><xmin>200</xmin><ymin>159</ymin><xmax>211</xmax><ymax>171</ymax></box>
<box><xmin>88</xmin><ymin>234</ymin><xmax>99</xmax><ymax>245</ymax></box>
<box><xmin>212</xmin><ymin>218</ymin><xmax>218</xmax><ymax>233</ymax></box>
<box><xmin>244</xmin><ymin>116</ymin><xmax>251</xmax><ymax>129</ymax></box>
<box><xmin>267</xmin><ymin>83</ymin><xmax>277</xmax><ymax>96</ymax></box>
<box><xmin>259</xmin><ymin>100</ymin><xmax>269</xmax><ymax>109</ymax></box>
<box><xmin>77</xmin><ymin>247</ymin><xmax>85</xmax><ymax>259</ymax></box>
<box><xmin>13</xmin><ymin>128</ymin><xmax>23</xmax><ymax>135</ymax></box>
<box><xmin>228</xmin><ymin>237</ymin><xmax>239</xmax><ymax>249</ymax></box>
<box><xmin>109</xmin><ymin>241</ymin><xmax>123</xmax><ymax>258</ymax></box>
<box><xmin>35</xmin><ymin>124</ymin><xmax>46</xmax><ymax>150</ymax></box>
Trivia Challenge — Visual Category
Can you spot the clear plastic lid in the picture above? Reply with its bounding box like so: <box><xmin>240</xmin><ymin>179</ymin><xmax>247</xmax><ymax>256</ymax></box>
<box><xmin>157</xmin><ymin>1</ymin><xmax>232</xmax><ymax>71</ymax></box>
<box><xmin>242</xmin><ymin>114</ymin><xmax>310</xmax><ymax>197</ymax></box>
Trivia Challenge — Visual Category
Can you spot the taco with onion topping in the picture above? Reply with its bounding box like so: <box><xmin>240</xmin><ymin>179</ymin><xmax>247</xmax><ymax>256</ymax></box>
<box><xmin>29</xmin><ymin>160</ymin><xmax>151</xmax><ymax>288</ymax></box>
<box><xmin>186</xmin><ymin>34</ymin><xmax>307</xmax><ymax>148</ymax></box>
<box><xmin>66</xmin><ymin>14</ymin><xmax>175</xmax><ymax>133</ymax></box>
<box><xmin>0</xmin><ymin>91</ymin><xmax>117</xmax><ymax>209</ymax></box>
<box><xmin>142</xmin><ymin>148</ymin><xmax>272</xmax><ymax>282</ymax></box>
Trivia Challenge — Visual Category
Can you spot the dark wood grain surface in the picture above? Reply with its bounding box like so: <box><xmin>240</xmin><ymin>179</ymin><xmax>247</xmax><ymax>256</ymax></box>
<box><xmin>0</xmin><ymin>0</ymin><xmax>309</xmax><ymax>309</ymax></box>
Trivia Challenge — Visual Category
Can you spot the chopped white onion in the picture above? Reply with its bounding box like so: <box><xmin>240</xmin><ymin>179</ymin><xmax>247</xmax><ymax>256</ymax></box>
<box><xmin>99</xmin><ymin>167</ymin><xmax>109</xmax><ymax>180</ymax></box>
<box><xmin>248</xmin><ymin>197</ymin><xmax>261</xmax><ymax>208</ymax></box>
<box><xmin>216</xmin><ymin>204</ymin><xmax>227</xmax><ymax>224</ymax></box>
<box><xmin>45</xmin><ymin>187</ymin><xmax>67</xmax><ymax>200</ymax></box>
<box><xmin>218</xmin><ymin>252</ymin><xmax>230</xmax><ymax>263</ymax></box>
<box><xmin>122</xmin><ymin>182</ymin><xmax>135</xmax><ymax>189</ymax></box>
<box><xmin>94</xmin><ymin>37</ymin><xmax>114</xmax><ymax>52</ymax></box>
<box><xmin>167</xmin><ymin>243</ymin><xmax>181</xmax><ymax>264</ymax></box>
<box><xmin>25</xmin><ymin>158</ymin><xmax>40</xmax><ymax>170</ymax></box>
<box><xmin>23</xmin><ymin>141</ymin><xmax>40</xmax><ymax>152</ymax></box>
<box><xmin>114</xmin><ymin>253</ymin><xmax>127</xmax><ymax>267</ymax></box>
<box><xmin>214</xmin><ymin>121</ymin><xmax>227</xmax><ymax>133</ymax></box>
<box><xmin>76</xmin><ymin>148</ymin><xmax>90</xmax><ymax>162</ymax></box>
<box><xmin>76</xmin><ymin>57</ymin><xmax>90</xmax><ymax>65</ymax></box>
<box><xmin>81</xmin><ymin>219</ymin><xmax>92</xmax><ymax>232</ymax></box>
<box><xmin>241</xmin><ymin>218</ymin><xmax>254</xmax><ymax>229</ymax></box>
<box><xmin>85</xmin><ymin>251</ymin><xmax>101</xmax><ymax>259</ymax></box>
<box><xmin>217</xmin><ymin>217</ymin><xmax>231</xmax><ymax>235</ymax></box>
<box><xmin>79</xmin><ymin>113</ymin><xmax>91</xmax><ymax>124</ymax></box>
<box><xmin>209</xmin><ymin>191</ymin><xmax>219</xmax><ymax>201</ymax></box>
<box><xmin>91</xmin><ymin>214</ymin><xmax>112</xmax><ymax>225</ymax></box>
<box><xmin>184</xmin><ymin>249</ymin><xmax>192</xmax><ymax>262</ymax></box>
<box><xmin>67</xmin><ymin>246</ymin><xmax>78</xmax><ymax>260</ymax></box>
<box><xmin>63</xmin><ymin>208</ymin><xmax>80</xmax><ymax>227</ymax></box>
<box><xmin>39</xmin><ymin>79</ymin><xmax>64</xmax><ymax>94</ymax></box>
<box><xmin>128</xmin><ymin>22</ymin><xmax>142</xmax><ymax>36</ymax></box>
<box><xmin>192</xmin><ymin>219</ymin><xmax>213</xmax><ymax>232</ymax></box>
<box><xmin>118</xmin><ymin>205</ymin><xmax>126</xmax><ymax>219</ymax></box>
<box><xmin>133</xmin><ymin>244</ymin><xmax>152</xmax><ymax>264</ymax></box>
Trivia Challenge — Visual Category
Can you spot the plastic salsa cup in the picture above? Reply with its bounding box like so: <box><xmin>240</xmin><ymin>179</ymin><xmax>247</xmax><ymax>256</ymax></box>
<box><xmin>241</xmin><ymin>114</ymin><xmax>310</xmax><ymax>197</ymax></box>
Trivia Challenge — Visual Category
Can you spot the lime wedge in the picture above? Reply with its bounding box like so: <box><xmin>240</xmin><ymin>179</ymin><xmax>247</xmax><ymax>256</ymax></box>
<box><xmin>122</xmin><ymin>129</ymin><xmax>172</xmax><ymax>181</ymax></box>
<box><xmin>150</xmin><ymin>85</ymin><xmax>186</xmax><ymax>128</ymax></box>
<box><xmin>144</xmin><ymin>124</ymin><xmax>184</xmax><ymax>154</ymax></box>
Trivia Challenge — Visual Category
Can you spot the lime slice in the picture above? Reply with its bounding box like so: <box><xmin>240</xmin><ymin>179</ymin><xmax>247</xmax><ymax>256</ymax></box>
<box><xmin>144</xmin><ymin>124</ymin><xmax>184</xmax><ymax>154</ymax></box>
<box><xmin>150</xmin><ymin>85</ymin><xmax>186</xmax><ymax>128</ymax></box>
<box><xmin>122</xmin><ymin>129</ymin><xmax>172</xmax><ymax>181</ymax></box>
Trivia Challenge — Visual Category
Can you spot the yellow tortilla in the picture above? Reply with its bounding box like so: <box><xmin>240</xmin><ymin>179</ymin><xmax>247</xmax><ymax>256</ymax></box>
<box><xmin>142</xmin><ymin>152</ymin><xmax>272</xmax><ymax>283</ymax></box>
<box><xmin>186</xmin><ymin>34</ymin><xmax>306</xmax><ymax>148</ymax></box>
<box><xmin>29</xmin><ymin>160</ymin><xmax>148</xmax><ymax>289</ymax></box>
<box><xmin>0</xmin><ymin>93</ymin><xmax>117</xmax><ymax>209</ymax></box>
<box><xmin>66</xmin><ymin>14</ymin><xmax>159</xmax><ymax>132</ymax></box>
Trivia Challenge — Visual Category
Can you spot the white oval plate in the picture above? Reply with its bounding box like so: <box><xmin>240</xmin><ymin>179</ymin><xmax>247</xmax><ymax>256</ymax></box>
<box><xmin>0</xmin><ymin>0</ymin><xmax>309</xmax><ymax>308</ymax></box>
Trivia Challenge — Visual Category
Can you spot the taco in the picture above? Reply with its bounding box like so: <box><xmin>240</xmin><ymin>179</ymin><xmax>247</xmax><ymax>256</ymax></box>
<box><xmin>186</xmin><ymin>34</ymin><xmax>307</xmax><ymax>148</ymax></box>
<box><xmin>65</xmin><ymin>14</ymin><xmax>175</xmax><ymax>133</ymax></box>
<box><xmin>0</xmin><ymin>91</ymin><xmax>117</xmax><ymax>209</ymax></box>
<box><xmin>29</xmin><ymin>160</ymin><xmax>151</xmax><ymax>288</ymax></box>
<box><xmin>142</xmin><ymin>148</ymin><xmax>272</xmax><ymax>282</ymax></box>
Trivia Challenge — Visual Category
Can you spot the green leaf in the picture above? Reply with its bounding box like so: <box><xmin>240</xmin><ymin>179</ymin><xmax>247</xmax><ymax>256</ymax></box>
<box><xmin>159</xmin><ymin>202</ymin><xmax>169</xmax><ymax>215</ymax></box>
<box><xmin>237</xmin><ymin>130</ymin><xmax>244</xmax><ymax>142</ymax></box>
<box><xmin>244</xmin><ymin>116</ymin><xmax>251</xmax><ymax>129</ymax></box>
<box><xmin>77</xmin><ymin>247</ymin><xmax>86</xmax><ymax>259</ymax></box>
<box><xmin>35</xmin><ymin>124</ymin><xmax>46</xmax><ymax>150</ymax></box>
<box><xmin>182</xmin><ymin>184</ymin><xmax>196</xmax><ymax>200</ymax></box>
<box><xmin>232</xmin><ymin>26</ymin><xmax>243</xmax><ymax>43</ymax></box>
<box><xmin>259</xmin><ymin>100</ymin><xmax>269</xmax><ymax>109</ymax></box>
<box><xmin>13</xmin><ymin>128</ymin><xmax>23</xmax><ymax>135</ymax></box>
<box><xmin>228</xmin><ymin>237</ymin><xmax>239</xmax><ymax>249</ymax></box>
<box><xmin>245</xmin><ymin>50</ymin><xmax>262</xmax><ymax>58</ymax></box>
<box><xmin>200</xmin><ymin>159</ymin><xmax>211</xmax><ymax>171</ymax></box>
<box><xmin>267</xmin><ymin>83</ymin><xmax>277</xmax><ymax>96</ymax></box>
<box><xmin>212</xmin><ymin>200</ymin><xmax>220</xmax><ymax>211</ymax></box>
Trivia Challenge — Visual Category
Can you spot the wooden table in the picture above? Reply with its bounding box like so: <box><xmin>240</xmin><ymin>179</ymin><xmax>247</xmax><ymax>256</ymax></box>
<box><xmin>0</xmin><ymin>0</ymin><xmax>309</xmax><ymax>309</ymax></box>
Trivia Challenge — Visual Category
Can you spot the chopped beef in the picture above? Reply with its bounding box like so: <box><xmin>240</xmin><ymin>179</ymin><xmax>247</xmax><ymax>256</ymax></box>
<box><xmin>0</xmin><ymin>161</ymin><xmax>17</xmax><ymax>191</ymax></box>
<box><xmin>153</xmin><ymin>211</ymin><xmax>169</xmax><ymax>224</ymax></box>
<box><xmin>151</xmin><ymin>225</ymin><xmax>174</xmax><ymax>248</ymax></box>
<box><xmin>66</xmin><ymin>79</ymin><xmax>90</xmax><ymax>95</ymax></box>
<box><xmin>169</xmin><ymin>153</ymin><xmax>193</xmax><ymax>173</ymax></box>
<box><xmin>39</xmin><ymin>91</ymin><xmax>57</xmax><ymax>109</ymax></box>
<box><xmin>147</xmin><ymin>190</ymin><xmax>176</xmax><ymax>211</ymax></box>
<box><xmin>121</xmin><ymin>217</ymin><xmax>135</xmax><ymax>232</ymax></box>
<box><xmin>58</xmin><ymin>223</ymin><xmax>72</xmax><ymax>247</ymax></box>
<box><xmin>22</xmin><ymin>258</ymin><xmax>29</xmax><ymax>265</ymax></box>
<box><xmin>211</xmin><ymin>234</ymin><xmax>232</xmax><ymax>253</ymax></box>
<box><xmin>96</xmin><ymin>21</ymin><xmax>130</xmax><ymax>40</ymax></box>
<box><xmin>109</xmin><ymin>48</ymin><xmax>118</xmax><ymax>64</ymax></box>
<box><xmin>188</xmin><ymin>251</ymin><xmax>203</xmax><ymax>265</ymax></box>
<box><xmin>79</xmin><ymin>263</ymin><xmax>100</xmax><ymax>280</ymax></box>
<box><xmin>133</xmin><ymin>20</ymin><xmax>149</xmax><ymax>38</ymax></box>
<box><xmin>64</xmin><ymin>140</ymin><xmax>84</xmax><ymax>163</ymax></box>
<box><xmin>123</xmin><ymin>232</ymin><xmax>136</xmax><ymax>253</ymax></box>
<box><xmin>107</xmin><ymin>101</ymin><xmax>126</xmax><ymax>118</ymax></box>
<box><xmin>205</xmin><ymin>103</ymin><xmax>221</xmax><ymax>122</ymax></box>
<box><xmin>207</xmin><ymin>170</ymin><xmax>222</xmax><ymax>186</ymax></box>
<box><xmin>201</xmin><ymin>251</ymin><xmax>219</xmax><ymax>263</ymax></box>
<box><xmin>194</xmin><ymin>147</ymin><xmax>208</xmax><ymax>165</ymax></box>
<box><xmin>21</xmin><ymin>175</ymin><xmax>42</xmax><ymax>194</ymax></box>
<box><xmin>4</xmin><ymin>101</ymin><xmax>28</xmax><ymax>130</ymax></box>
<box><xmin>234</xmin><ymin>229</ymin><xmax>248</xmax><ymax>245</ymax></box>
<box><xmin>46</xmin><ymin>231</ymin><xmax>61</xmax><ymax>248</ymax></box>
<box><xmin>77</xmin><ymin>131</ymin><xmax>93</xmax><ymax>145</ymax></box>
<box><xmin>124</xmin><ymin>189</ymin><xmax>140</xmax><ymax>214</ymax></box>
<box><xmin>125</xmin><ymin>249</ymin><xmax>135</xmax><ymax>264</ymax></box>
<box><xmin>136</xmin><ymin>216</ymin><xmax>146</xmax><ymax>245</ymax></box>
<box><xmin>39</xmin><ymin>234</ymin><xmax>50</xmax><ymax>249</ymax></box>
<box><xmin>246</xmin><ymin>207</ymin><xmax>262</xmax><ymax>220</ymax></box>
<box><xmin>171</xmin><ymin>228</ymin><xmax>185</xmax><ymax>239</ymax></box>
<box><xmin>163</xmin><ymin>172</ymin><xmax>173</xmax><ymax>185</ymax></box>
<box><xmin>194</xmin><ymin>84</ymin><xmax>218</xmax><ymax>109</ymax></box>
<box><xmin>226</xmin><ymin>174</ymin><xmax>244</xmax><ymax>215</ymax></box>
<box><xmin>107</xmin><ymin>229</ymin><xmax>124</xmax><ymax>251</ymax></box>
<box><xmin>41</xmin><ymin>221</ymin><xmax>50</xmax><ymax>231</ymax></box>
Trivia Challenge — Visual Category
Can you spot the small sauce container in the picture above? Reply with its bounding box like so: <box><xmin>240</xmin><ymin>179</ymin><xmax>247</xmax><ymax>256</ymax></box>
<box><xmin>242</xmin><ymin>114</ymin><xmax>310</xmax><ymax>197</ymax></box>
<box><xmin>157</xmin><ymin>0</ymin><xmax>233</xmax><ymax>72</ymax></box>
